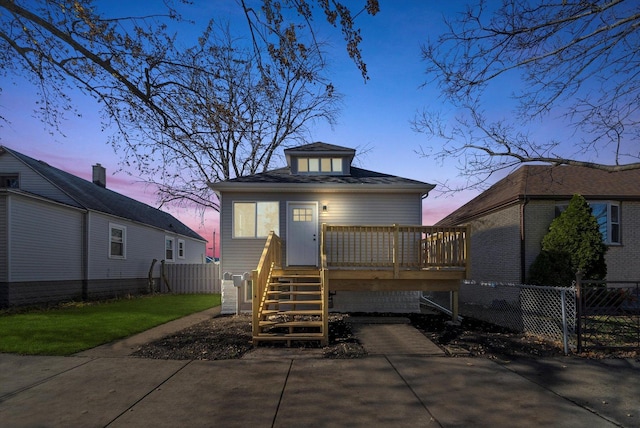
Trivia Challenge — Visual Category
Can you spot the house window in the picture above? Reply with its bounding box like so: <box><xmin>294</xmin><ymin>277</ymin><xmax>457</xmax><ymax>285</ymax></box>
<box><xmin>233</xmin><ymin>202</ymin><xmax>279</xmax><ymax>238</ymax></box>
<box><xmin>556</xmin><ymin>201</ymin><xmax>621</xmax><ymax>245</ymax></box>
<box><xmin>293</xmin><ymin>208</ymin><xmax>313</xmax><ymax>222</ymax></box>
<box><xmin>178</xmin><ymin>239</ymin><xmax>185</xmax><ymax>259</ymax></box>
<box><xmin>165</xmin><ymin>237</ymin><xmax>175</xmax><ymax>261</ymax></box>
<box><xmin>0</xmin><ymin>174</ymin><xmax>19</xmax><ymax>188</ymax></box>
<box><xmin>297</xmin><ymin>158</ymin><xmax>343</xmax><ymax>174</ymax></box>
<box><xmin>590</xmin><ymin>202</ymin><xmax>621</xmax><ymax>245</ymax></box>
<box><xmin>109</xmin><ymin>224</ymin><xmax>126</xmax><ymax>259</ymax></box>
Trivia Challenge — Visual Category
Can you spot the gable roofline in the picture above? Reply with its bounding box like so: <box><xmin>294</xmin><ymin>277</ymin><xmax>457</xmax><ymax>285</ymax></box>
<box><xmin>1</xmin><ymin>146</ymin><xmax>205</xmax><ymax>241</ymax></box>
<box><xmin>437</xmin><ymin>164</ymin><xmax>640</xmax><ymax>226</ymax></box>
<box><xmin>284</xmin><ymin>142</ymin><xmax>356</xmax><ymax>168</ymax></box>
<box><xmin>283</xmin><ymin>142</ymin><xmax>356</xmax><ymax>156</ymax></box>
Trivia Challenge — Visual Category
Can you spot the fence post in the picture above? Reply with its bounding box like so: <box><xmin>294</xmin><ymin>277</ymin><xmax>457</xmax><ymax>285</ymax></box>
<box><xmin>393</xmin><ymin>224</ymin><xmax>399</xmax><ymax>279</ymax></box>
<box><xmin>575</xmin><ymin>271</ymin><xmax>583</xmax><ymax>353</ymax></box>
<box><xmin>560</xmin><ymin>289</ymin><xmax>569</xmax><ymax>355</ymax></box>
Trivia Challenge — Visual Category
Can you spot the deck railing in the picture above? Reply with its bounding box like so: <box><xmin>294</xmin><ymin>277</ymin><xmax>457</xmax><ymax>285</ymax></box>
<box><xmin>321</xmin><ymin>224</ymin><xmax>468</xmax><ymax>274</ymax></box>
<box><xmin>251</xmin><ymin>231</ymin><xmax>282</xmax><ymax>337</ymax></box>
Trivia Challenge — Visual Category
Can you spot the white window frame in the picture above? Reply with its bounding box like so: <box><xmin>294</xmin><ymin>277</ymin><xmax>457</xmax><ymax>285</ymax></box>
<box><xmin>109</xmin><ymin>223</ymin><xmax>126</xmax><ymax>259</ymax></box>
<box><xmin>297</xmin><ymin>157</ymin><xmax>343</xmax><ymax>174</ymax></box>
<box><xmin>589</xmin><ymin>201</ymin><xmax>621</xmax><ymax>245</ymax></box>
<box><xmin>233</xmin><ymin>201</ymin><xmax>279</xmax><ymax>238</ymax></box>
<box><xmin>178</xmin><ymin>239</ymin><xmax>185</xmax><ymax>259</ymax></box>
<box><xmin>165</xmin><ymin>236</ymin><xmax>175</xmax><ymax>262</ymax></box>
<box><xmin>555</xmin><ymin>201</ymin><xmax>621</xmax><ymax>245</ymax></box>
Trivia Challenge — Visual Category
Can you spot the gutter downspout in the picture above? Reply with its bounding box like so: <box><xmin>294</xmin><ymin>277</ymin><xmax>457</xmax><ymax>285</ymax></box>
<box><xmin>520</xmin><ymin>197</ymin><xmax>529</xmax><ymax>283</ymax></box>
<box><xmin>82</xmin><ymin>210</ymin><xmax>89</xmax><ymax>300</ymax></box>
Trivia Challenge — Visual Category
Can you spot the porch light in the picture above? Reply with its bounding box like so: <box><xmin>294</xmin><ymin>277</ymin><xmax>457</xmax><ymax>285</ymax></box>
<box><xmin>322</xmin><ymin>203</ymin><xmax>328</xmax><ymax>212</ymax></box>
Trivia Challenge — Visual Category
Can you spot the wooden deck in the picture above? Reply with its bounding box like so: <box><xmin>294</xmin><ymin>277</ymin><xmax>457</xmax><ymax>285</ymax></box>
<box><xmin>252</xmin><ymin>224</ymin><xmax>469</xmax><ymax>345</ymax></box>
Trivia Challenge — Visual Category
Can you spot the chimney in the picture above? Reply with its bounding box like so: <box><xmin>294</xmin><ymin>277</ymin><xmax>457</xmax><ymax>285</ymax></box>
<box><xmin>92</xmin><ymin>163</ymin><xmax>106</xmax><ymax>188</ymax></box>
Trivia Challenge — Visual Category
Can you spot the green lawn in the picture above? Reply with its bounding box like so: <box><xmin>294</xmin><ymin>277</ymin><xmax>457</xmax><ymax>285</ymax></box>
<box><xmin>0</xmin><ymin>294</ymin><xmax>221</xmax><ymax>356</ymax></box>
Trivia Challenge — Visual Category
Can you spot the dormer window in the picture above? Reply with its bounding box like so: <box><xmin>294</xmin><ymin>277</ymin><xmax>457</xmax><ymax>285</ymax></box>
<box><xmin>297</xmin><ymin>157</ymin><xmax>343</xmax><ymax>174</ymax></box>
<box><xmin>0</xmin><ymin>174</ymin><xmax>19</xmax><ymax>188</ymax></box>
<box><xmin>284</xmin><ymin>142</ymin><xmax>355</xmax><ymax>176</ymax></box>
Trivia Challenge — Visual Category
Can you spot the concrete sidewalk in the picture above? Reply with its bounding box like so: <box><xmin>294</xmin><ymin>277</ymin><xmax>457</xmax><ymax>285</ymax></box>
<box><xmin>1</xmin><ymin>353</ymin><xmax>638</xmax><ymax>427</ymax></box>
<box><xmin>1</xmin><ymin>310</ymin><xmax>639</xmax><ymax>427</ymax></box>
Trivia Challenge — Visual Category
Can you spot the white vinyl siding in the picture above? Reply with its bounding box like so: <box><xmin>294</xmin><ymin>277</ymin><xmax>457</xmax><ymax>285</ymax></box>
<box><xmin>88</xmin><ymin>213</ymin><xmax>205</xmax><ymax>280</ymax></box>
<box><xmin>0</xmin><ymin>194</ymin><xmax>7</xmax><ymax>281</ymax></box>
<box><xmin>220</xmin><ymin>191</ymin><xmax>422</xmax><ymax>278</ymax></box>
<box><xmin>0</xmin><ymin>153</ymin><xmax>77</xmax><ymax>206</ymax></box>
<box><xmin>9</xmin><ymin>195</ymin><xmax>83</xmax><ymax>282</ymax></box>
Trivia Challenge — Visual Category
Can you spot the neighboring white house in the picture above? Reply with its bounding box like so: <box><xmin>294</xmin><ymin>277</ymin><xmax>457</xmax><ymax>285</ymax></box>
<box><xmin>210</xmin><ymin>142</ymin><xmax>440</xmax><ymax>313</ymax></box>
<box><xmin>0</xmin><ymin>146</ymin><xmax>207</xmax><ymax>307</ymax></box>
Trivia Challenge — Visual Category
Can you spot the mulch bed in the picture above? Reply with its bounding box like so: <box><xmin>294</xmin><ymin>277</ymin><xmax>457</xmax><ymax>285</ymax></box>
<box><xmin>131</xmin><ymin>311</ymin><xmax>615</xmax><ymax>361</ymax></box>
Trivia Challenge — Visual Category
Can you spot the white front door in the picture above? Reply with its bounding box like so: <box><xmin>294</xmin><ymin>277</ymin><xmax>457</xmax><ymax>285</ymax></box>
<box><xmin>287</xmin><ymin>202</ymin><xmax>318</xmax><ymax>266</ymax></box>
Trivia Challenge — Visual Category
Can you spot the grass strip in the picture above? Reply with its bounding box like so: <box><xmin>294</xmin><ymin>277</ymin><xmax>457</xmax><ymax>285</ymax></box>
<box><xmin>0</xmin><ymin>294</ymin><xmax>221</xmax><ymax>356</ymax></box>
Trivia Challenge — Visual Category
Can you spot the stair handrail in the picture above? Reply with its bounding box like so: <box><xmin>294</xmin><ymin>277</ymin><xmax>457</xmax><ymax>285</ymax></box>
<box><xmin>252</xmin><ymin>231</ymin><xmax>282</xmax><ymax>339</ymax></box>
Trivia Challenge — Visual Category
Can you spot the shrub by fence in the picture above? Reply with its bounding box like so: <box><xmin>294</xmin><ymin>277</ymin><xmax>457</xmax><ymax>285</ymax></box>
<box><xmin>160</xmin><ymin>263</ymin><xmax>221</xmax><ymax>294</ymax></box>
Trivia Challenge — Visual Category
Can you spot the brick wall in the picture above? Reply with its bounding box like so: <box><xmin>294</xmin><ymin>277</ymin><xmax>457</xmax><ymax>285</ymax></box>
<box><xmin>467</xmin><ymin>205</ymin><xmax>521</xmax><ymax>283</ymax></box>
<box><xmin>606</xmin><ymin>201</ymin><xmax>640</xmax><ymax>281</ymax></box>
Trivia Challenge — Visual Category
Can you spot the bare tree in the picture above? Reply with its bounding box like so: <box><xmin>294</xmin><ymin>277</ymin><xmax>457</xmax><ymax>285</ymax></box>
<box><xmin>112</xmin><ymin>22</ymin><xmax>340</xmax><ymax>212</ymax></box>
<box><xmin>416</xmin><ymin>0</ymin><xmax>640</xmax><ymax>192</ymax></box>
<box><xmin>0</xmin><ymin>0</ymin><xmax>377</xmax><ymax>209</ymax></box>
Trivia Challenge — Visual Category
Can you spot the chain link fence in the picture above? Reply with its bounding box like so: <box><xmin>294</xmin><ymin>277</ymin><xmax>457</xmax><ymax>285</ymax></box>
<box><xmin>576</xmin><ymin>278</ymin><xmax>640</xmax><ymax>352</ymax></box>
<box><xmin>422</xmin><ymin>280</ymin><xmax>576</xmax><ymax>354</ymax></box>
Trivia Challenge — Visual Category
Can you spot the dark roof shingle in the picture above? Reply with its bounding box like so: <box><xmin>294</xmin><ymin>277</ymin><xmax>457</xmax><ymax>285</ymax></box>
<box><xmin>215</xmin><ymin>165</ymin><xmax>434</xmax><ymax>188</ymax></box>
<box><xmin>437</xmin><ymin>165</ymin><xmax>640</xmax><ymax>226</ymax></box>
<box><xmin>4</xmin><ymin>147</ymin><xmax>204</xmax><ymax>241</ymax></box>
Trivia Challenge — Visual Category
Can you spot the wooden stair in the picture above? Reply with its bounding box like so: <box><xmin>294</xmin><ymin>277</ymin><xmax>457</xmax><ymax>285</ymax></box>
<box><xmin>253</xmin><ymin>268</ymin><xmax>328</xmax><ymax>346</ymax></box>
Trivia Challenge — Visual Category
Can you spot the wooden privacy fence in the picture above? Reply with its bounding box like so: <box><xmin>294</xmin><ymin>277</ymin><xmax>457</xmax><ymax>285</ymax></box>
<box><xmin>161</xmin><ymin>263</ymin><xmax>221</xmax><ymax>294</ymax></box>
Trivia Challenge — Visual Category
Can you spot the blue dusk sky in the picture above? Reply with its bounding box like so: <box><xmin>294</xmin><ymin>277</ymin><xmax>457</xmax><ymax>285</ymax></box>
<box><xmin>0</xmin><ymin>1</ymin><xmax>574</xmax><ymax>256</ymax></box>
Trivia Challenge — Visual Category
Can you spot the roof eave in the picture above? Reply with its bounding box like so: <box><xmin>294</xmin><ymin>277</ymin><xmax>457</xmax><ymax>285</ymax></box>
<box><xmin>209</xmin><ymin>181</ymin><xmax>435</xmax><ymax>194</ymax></box>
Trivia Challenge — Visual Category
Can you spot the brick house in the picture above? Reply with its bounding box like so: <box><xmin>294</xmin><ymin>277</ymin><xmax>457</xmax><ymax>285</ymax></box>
<box><xmin>436</xmin><ymin>165</ymin><xmax>640</xmax><ymax>284</ymax></box>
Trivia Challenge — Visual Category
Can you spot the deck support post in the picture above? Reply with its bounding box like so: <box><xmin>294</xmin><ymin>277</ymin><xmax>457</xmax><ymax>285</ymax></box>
<box><xmin>451</xmin><ymin>290</ymin><xmax>459</xmax><ymax>322</ymax></box>
<box><xmin>251</xmin><ymin>269</ymin><xmax>260</xmax><ymax>338</ymax></box>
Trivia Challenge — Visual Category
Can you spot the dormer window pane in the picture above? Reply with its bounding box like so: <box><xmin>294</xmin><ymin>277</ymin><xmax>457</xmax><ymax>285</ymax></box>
<box><xmin>298</xmin><ymin>158</ymin><xmax>308</xmax><ymax>172</ymax></box>
<box><xmin>308</xmin><ymin>158</ymin><xmax>319</xmax><ymax>172</ymax></box>
<box><xmin>332</xmin><ymin>158</ymin><xmax>342</xmax><ymax>172</ymax></box>
<box><xmin>0</xmin><ymin>174</ymin><xmax>19</xmax><ymax>188</ymax></box>
<box><xmin>321</xmin><ymin>158</ymin><xmax>331</xmax><ymax>172</ymax></box>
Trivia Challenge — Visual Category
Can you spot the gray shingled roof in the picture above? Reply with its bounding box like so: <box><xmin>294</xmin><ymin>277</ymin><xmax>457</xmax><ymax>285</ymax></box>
<box><xmin>212</xmin><ymin>165</ymin><xmax>435</xmax><ymax>191</ymax></box>
<box><xmin>5</xmin><ymin>147</ymin><xmax>204</xmax><ymax>241</ymax></box>
<box><xmin>437</xmin><ymin>164</ymin><xmax>640</xmax><ymax>226</ymax></box>
<box><xmin>284</xmin><ymin>142</ymin><xmax>356</xmax><ymax>155</ymax></box>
